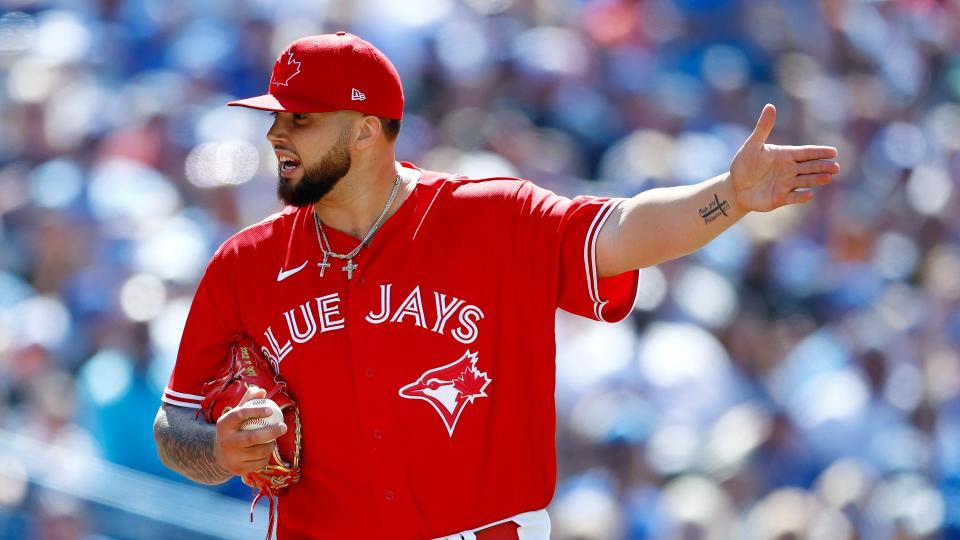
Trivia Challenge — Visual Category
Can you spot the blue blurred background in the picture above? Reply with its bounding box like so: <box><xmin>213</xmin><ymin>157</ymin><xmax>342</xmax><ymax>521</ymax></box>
<box><xmin>1</xmin><ymin>0</ymin><xmax>959</xmax><ymax>538</ymax></box>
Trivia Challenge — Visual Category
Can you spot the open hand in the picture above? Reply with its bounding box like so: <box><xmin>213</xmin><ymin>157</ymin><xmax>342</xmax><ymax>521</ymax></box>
<box><xmin>213</xmin><ymin>385</ymin><xmax>287</xmax><ymax>477</ymax></box>
<box><xmin>730</xmin><ymin>104</ymin><xmax>839</xmax><ymax>212</ymax></box>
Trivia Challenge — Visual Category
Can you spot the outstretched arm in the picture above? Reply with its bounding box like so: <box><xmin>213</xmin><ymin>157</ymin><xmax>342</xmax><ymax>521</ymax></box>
<box><xmin>596</xmin><ymin>104</ymin><xmax>839</xmax><ymax>277</ymax></box>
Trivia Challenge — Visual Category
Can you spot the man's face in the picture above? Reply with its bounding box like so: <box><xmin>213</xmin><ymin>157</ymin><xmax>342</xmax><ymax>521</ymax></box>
<box><xmin>268</xmin><ymin>111</ymin><xmax>353</xmax><ymax>207</ymax></box>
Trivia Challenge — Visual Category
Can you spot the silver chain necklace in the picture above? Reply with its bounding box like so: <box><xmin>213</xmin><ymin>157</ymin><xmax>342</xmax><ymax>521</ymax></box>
<box><xmin>313</xmin><ymin>174</ymin><xmax>402</xmax><ymax>280</ymax></box>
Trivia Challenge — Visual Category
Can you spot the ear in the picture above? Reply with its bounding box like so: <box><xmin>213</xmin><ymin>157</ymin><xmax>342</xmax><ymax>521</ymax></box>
<box><xmin>353</xmin><ymin>115</ymin><xmax>382</xmax><ymax>151</ymax></box>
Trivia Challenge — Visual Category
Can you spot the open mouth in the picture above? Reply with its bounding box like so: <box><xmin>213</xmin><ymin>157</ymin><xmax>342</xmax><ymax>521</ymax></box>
<box><xmin>278</xmin><ymin>157</ymin><xmax>301</xmax><ymax>177</ymax></box>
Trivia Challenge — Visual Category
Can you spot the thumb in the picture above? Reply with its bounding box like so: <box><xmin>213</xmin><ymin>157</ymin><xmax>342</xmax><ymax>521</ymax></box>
<box><xmin>748</xmin><ymin>103</ymin><xmax>776</xmax><ymax>144</ymax></box>
<box><xmin>238</xmin><ymin>385</ymin><xmax>266</xmax><ymax>406</ymax></box>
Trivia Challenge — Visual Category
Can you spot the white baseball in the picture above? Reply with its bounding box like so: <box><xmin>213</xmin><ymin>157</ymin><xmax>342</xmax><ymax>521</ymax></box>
<box><xmin>239</xmin><ymin>398</ymin><xmax>284</xmax><ymax>431</ymax></box>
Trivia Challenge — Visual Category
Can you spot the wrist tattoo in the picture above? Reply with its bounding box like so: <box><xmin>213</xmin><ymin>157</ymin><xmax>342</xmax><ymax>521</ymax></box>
<box><xmin>699</xmin><ymin>193</ymin><xmax>731</xmax><ymax>224</ymax></box>
<box><xmin>155</xmin><ymin>405</ymin><xmax>232</xmax><ymax>484</ymax></box>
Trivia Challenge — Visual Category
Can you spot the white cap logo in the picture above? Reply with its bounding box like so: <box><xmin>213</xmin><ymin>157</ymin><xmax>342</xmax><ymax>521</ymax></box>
<box><xmin>351</xmin><ymin>88</ymin><xmax>366</xmax><ymax>101</ymax></box>
<box><xmin>272</xmin><ymin>50</ymin><xmax>301</xmax><ymax>87</ymax></box>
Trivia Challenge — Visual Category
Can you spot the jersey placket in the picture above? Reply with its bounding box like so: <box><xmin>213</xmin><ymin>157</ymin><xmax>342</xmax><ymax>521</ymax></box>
<box><xmin>329</xmin><ymin>229</ymin><xmax>424</xmax><ymax>537</ymax></box>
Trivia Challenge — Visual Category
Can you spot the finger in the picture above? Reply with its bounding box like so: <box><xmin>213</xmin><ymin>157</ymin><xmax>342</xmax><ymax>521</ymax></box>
<box><xmin>791</xmin><ymin>145</ymin><xmax>838</xmax><ymax>162</ymax></box>
<box><xmin>220</xmin><ymin>443</ymin><xmax>273</xmax><ymax>475</ymax></box>
<box><xmin>791</xmin><ymin>173</ymin><xmax>834</xmax><ymax>189</ymax></box>
<box><xmin>748</xmin><ymin>103</ymin><xmax>777</xmax><ymax>144</ymax></box>
<box><xmin>238</xmin><ymin>423</ymin><xmax>287</xmax><ymax>446</ymax></box>
<box><xmin>237</xmin><ymin>457</ymin><xmax>272</xmax><ymax>474</ymax></box>
<box><xmin>226</xmin><ymin>442</ymin><xmax>275</xmax><ymax>464</ymax></box>
<box><xmin>796</xmin><ymin>160</ymin><xmax>840</xmax><ymax>175</ymax></box>
<box><xmin>219</xmin><ymin>405</ymin><xmax>275</xmax><ymax>429</ymax></box>
<box><xmin>238</xmin><ymin>385</ymin><xmax>267</xmax><ymax>406</ymax></box>
<box><xmin>785</xmin><ymin>191</ymin><xmax>814</xmax><ymax>205</ymax></box>
<box><xmin>238</xmin><ymin>441</ymin><xmax>277</xmax><ymax>461</ymax></box>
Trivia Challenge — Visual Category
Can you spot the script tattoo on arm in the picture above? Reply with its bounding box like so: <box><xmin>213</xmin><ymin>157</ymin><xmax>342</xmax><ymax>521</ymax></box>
<box><xmin>698</xmin><ymin>193</ymin><xmax>732</xmax><ymax>224</ymax></box>
<box><xmin>154</xmin><ymin>403</ymin><xmax>232</xmax><ymax>485</ymax></box>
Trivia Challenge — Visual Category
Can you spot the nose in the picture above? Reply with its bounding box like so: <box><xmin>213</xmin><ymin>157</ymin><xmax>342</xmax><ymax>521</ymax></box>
<box><xmin>266</xmin><ymin>115</ymin><xmax>287</xmax><ymax>145</ymax></box>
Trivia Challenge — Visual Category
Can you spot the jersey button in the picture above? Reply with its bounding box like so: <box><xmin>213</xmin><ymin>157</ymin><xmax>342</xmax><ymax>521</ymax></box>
<box><xmin>384</xmin><ymin>490</ymin><xmax>395</xmax><ymax>502</ymax></box>
<box><xmin>358</xmin><ymin>277</ymin><xmax>366</xmax><ymax>286</ymax></box>
<box><xmin>365</xmin><ymin>368</ymin><xmax>375</xmax><ymax>378</ymax></box>
<box><xmin>373</xmin><ymin>429</ymin><xmax>384</xmax><ymax>440</ymax></box>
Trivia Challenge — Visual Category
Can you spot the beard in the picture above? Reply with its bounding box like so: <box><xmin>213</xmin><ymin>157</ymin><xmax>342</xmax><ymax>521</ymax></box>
<box><xmin>277</xmin><ymin>133</ymin><xmax>351</xmax><ymax>207</ymax></box>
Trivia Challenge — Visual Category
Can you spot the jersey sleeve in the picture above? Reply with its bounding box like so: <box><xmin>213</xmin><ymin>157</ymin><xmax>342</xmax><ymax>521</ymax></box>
<box><xmin>514</xmin><ymin>181</ymin><xmax>640</xmax><ymax>322</ymax></box>
<box><xmin>161</xmin><ymin>243</ymin><xmax>243</xmax><ymax>409</ymax></box>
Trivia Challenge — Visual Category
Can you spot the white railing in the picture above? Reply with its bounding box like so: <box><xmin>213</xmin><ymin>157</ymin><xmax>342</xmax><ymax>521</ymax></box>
<box><xmin>0</xmin><ymin>428</ymin><xmax>269</xmax><ymax>539</ymax></box>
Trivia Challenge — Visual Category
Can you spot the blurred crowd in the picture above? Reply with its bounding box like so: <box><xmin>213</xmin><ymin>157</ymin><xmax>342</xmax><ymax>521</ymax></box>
<box><xmin>1</xmin><ymin>0</ymin><xmax>959</xmax><ymax>538</ymax></box>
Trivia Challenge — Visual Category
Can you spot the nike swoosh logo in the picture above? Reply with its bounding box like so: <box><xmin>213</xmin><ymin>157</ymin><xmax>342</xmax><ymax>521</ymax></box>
<box><xmin>277</xmin><ymin>260</ymin><xmax>308</xmax><ymax>282</ymax></box>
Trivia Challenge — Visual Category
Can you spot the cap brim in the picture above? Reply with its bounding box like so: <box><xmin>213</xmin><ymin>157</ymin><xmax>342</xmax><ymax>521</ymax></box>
<box><xmin>226</xmin><ymin>93</ymin><xmax>341</xmax><ymax>113</ymax></box>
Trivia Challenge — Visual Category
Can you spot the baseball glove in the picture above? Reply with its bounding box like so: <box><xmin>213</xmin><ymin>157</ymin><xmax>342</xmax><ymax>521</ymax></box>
<box><xmin>198</xmin><ymin>335</ymin><xmax>301</xmax><ymax>539</ymax></box>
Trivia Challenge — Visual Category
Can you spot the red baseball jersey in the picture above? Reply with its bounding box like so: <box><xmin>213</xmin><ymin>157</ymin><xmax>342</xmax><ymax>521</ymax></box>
<box><xmin>162</xmin><ymin>162</ymin><xmax>640</xmax><ymax>539</ymax></box>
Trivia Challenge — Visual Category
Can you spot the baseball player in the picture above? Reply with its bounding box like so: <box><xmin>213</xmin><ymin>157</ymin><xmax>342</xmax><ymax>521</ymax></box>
<box><xmin>153</xmin><ymin>32</ymin><xmax>839</xmax><ymax>539</ymax></box>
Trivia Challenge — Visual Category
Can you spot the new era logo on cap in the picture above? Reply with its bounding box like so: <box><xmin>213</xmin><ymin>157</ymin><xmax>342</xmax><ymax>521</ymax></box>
<box><xmin>351</xmin><ymin>88</ymin><xmax>366</xmax><ymax>101</ymax></box>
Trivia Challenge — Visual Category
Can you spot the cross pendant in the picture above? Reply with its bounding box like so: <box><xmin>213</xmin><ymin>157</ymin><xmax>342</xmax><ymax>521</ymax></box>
<box><xmin>342</xmin><ymin>259</ymin><xmax>358</xmax><ymax>280</ymax></box>
<box><xmin>317</xmin><ymin>254</ymin><xmax>331</xmax><ymax>277</ymax></box>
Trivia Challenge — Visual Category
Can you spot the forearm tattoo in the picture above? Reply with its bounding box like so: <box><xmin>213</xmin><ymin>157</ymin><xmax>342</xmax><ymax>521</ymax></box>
<box><xmin>154</xmin><ymin>404</ymin><xmax>232</xmax><ymax>485</ymax></box>
<box><xmin>699</xmin><ymin>193</ymin><xmax>731</xmax><ymax>224</ymax></box>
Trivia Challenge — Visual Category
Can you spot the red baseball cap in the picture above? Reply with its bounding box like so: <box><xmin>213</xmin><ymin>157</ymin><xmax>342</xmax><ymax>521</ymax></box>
<box><xmin>227</xmin><ymin>32</ymin><xmax>404</xmax><ymax>119</ymax></box>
